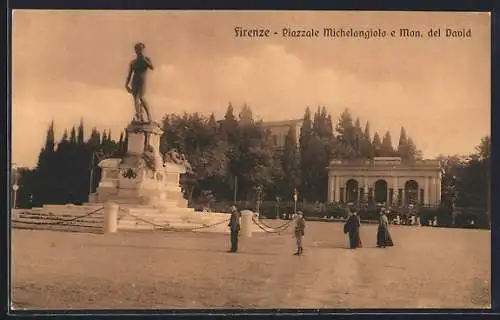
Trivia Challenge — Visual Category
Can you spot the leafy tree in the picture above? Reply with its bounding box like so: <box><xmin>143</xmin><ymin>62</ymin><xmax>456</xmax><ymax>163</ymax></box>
<box><xmin>163</xmin><ymin>113</ymin><xmax>230</xmax><ymax>202</ymax></box>
<box><xmin>238</xmin><ymin>103</ymin><xmax>254</xmax><ymax>126</ymax></box>
<box><xmin>20</xmin><ymin>104</ymin><xmax>433</xmax><ymax>208</ymax></box>
<box><xmin>231</xmin><ymin>121</ymin><xmax>275</xmax><ymax>201</ymax></box>
<box><xmin>335</xmin><ymin>108</ymin><xmax>356</xmax><ymax>148</ymax></box>
<box><xmin>437</xmin><ymin>154</ymin><xmax>466</xmax><ymax>208</ymax></box>
<box><xmin>221</xmin><ymin>102</ymin><xmax>239</xmax><ymax>144</ymax></box>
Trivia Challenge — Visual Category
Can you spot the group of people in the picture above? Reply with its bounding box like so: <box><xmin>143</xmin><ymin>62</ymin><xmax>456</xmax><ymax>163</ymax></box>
<box><xmin>343</xmin><ymin>206</ymin><xmax>394</xmax><ymax>249</ymax></box>
<box><xmin>226</xmin><ymin>205</ymin><xmax>393</xmax><ymax>254</ymax></box>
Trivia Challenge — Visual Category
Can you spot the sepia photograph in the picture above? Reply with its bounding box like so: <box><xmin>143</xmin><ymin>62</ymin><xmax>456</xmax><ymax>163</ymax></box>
<box><xmin>10</xmin><ymin>10</ymin><xmax>491</xmax><ymax>310</ymax></box>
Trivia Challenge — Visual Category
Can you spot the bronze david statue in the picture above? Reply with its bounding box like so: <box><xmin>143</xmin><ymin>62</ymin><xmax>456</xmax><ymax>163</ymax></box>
<box><xmin>125</xmin><ymin>42</ymin><xmax>154</xmax><ymax>123</ymax></box>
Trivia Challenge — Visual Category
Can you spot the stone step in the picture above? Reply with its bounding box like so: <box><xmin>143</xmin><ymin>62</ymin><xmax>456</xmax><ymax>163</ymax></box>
<box><xmin>14</xmin><ymin>210</ymin><xmax>98</xmax><ymax>218</ymax></box>
<box><xmin>12</xmin><ymin>221</ymin><xmax>103</xmax><ymax>234</ymax></box>
<box><xmin>12</xmin><ymin>214</ymin><xmax>104</xmax><ymax>224</ymax></box>
<box><xmin>35</xmin><ymin>206</ymin><xmax>105</xmax><ymax>217</ymax></box>
<box><xmin>117</xmin><ymin>219</ymin><xmax>157</xmax><ymax>231</ymax></box>
<box><xmin>158</xmin><ymin>201</ymin><xmax>191</xmax><ymax>208</ymax></box>
<box><xmin>163</xmin><ymin>222</ymin><xmax>205</xmax><ymax>229</ymax></box>
<box><xmin>42</xmin><ymin>204</ymin><xmax>104</xmax><ymax>211</ymax></box>
<box><xmin>119</xmin><ymin>214</ymin><xmax>205</xmax><ymax>228</ymax></box>
<box><xmin>126</xmin><ymin>211</ymin><xmax>199</xmax><ymax>220</ymax></box>
<box><xmin>12</xmin><ymin>214</ymin><xmax>103</xmax><ymax>224</ymax></box>
<box><xmin>125</xmin><ymin>209</ymin><xmax>163</xmax><ymax>216</ymax></box>
<box><xmin>123</xmin><ymin>207</ymin><xmax>195</xmax><ymax>216</ymax></box>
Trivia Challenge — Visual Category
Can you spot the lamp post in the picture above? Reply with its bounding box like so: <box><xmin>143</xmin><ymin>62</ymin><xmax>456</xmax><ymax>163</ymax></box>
<box><xmin>11</xmin><ymin>164</ymin><xmax>19</xmax><ymax>209</ymax></box>
<box><xmin>89</xmin><ymin>151</ymin><xmax>95</xmax><ymax>196</ymax></box>
<box><xmin>12</xmin><ymin>185</ymin><xmax>19</xmax><ymax>209</ymax></box>
<box><xmin>487</xmin><ymin>174</ymin><xmax>491</xmax><ymax>229</ymax></box>
<box><xmin>255</xmin><ymin>185</ymin><xmax>263</xmax><ymax>214</ymax></box>
<box><xmin>233</xmin><ymin>176</ymin><xmax>238</xmax><ymax>204</ymax></box>
<box><xmin>275</xmin><ymin>196</ymin><xmax>280</xmax><ymax>220</ymax></box>
<box><xmin>293</xmin><ymin>188</ymin><xmax>298</xmax><ymax>216</ymax></box>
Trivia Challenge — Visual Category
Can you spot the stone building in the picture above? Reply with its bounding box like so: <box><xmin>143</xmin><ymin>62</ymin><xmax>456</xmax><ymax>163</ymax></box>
<box><xmin>261</xmin><ymin>119</ymin><xmax>303</xmax><ymax>149</ymax></box>
<box><xmin>327</xmin><ymin>157</ymin><xmax>442</xmax><ymax>206</ymax></box>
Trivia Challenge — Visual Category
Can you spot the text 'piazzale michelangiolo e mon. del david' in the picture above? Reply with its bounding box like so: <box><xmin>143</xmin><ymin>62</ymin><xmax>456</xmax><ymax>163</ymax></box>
<box><xmin>233</xmin><ymin>26</ymin><xmax>473</xmax><ymax>39</ymax></box>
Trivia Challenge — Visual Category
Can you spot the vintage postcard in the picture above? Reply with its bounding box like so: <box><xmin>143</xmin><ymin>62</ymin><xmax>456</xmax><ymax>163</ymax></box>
<box><xmin>10</xmin><ymin>10</ymin><xmax>491</xmax><ymax>311</ymax></box>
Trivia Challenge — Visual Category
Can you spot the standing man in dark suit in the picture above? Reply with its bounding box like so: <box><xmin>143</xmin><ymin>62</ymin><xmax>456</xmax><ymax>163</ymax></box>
<box><xmin>228</xmin><ymin>205</ymin><xmax>241</xmax><ymax>253</ymax></box>
<box><xmin>293</xmin><ymin>211</ymin><xmax>306</xmax><ymax>255</ymax></box>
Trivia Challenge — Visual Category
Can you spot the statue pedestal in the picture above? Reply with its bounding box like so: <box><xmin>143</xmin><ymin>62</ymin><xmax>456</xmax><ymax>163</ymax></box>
<box><xmin>93</xmin><ymin>121</ymin><xmax>187</xmax><ymax>208</ymax></box>
<box><xmin>88</xmin><ymin>120</ymin><xmax>217</xmax><ymax>231</ymax></box>
<box><xmin>85</xmin><ymin>120</ymin><xmax>265</xmax><ymax>233</ymax></box>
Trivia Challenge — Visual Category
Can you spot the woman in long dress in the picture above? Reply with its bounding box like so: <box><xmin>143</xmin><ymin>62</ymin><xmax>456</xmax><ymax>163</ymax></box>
<box><xmin>343</xmin><ymin>207</ymin><xmax>363</xmax><ymax>249</ymax></box>
<box><xmin>376</xmin><ymin>208</ymin><xmax>394</xmax><ymax>248</ymax></box>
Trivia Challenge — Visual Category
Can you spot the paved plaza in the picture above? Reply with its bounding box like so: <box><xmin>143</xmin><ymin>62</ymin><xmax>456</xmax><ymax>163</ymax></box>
<box><xmin>11</xmin><ymin>220</ymin><xmax>490</xmax><ymax>310</ymax></box>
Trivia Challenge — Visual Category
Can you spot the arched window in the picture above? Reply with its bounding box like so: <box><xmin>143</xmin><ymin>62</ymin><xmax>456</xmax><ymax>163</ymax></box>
<box><xmin>345</xmin><ymin>179</ymin><xmax>359</xmax><ymax>203</ymax></box>
<box><xmin>374</xmin><ymin>179</ymin><xmax>388</xmax><ymax>204</ymax></box>
<box><xmin>404</xmin><ymin>180</ymin><xmax>419</xmax><ymax>205</ymax></box>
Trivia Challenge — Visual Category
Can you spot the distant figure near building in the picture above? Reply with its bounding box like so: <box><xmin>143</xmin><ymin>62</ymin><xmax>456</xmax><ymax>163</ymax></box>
<box><xmin>344</xmin><ymin>207</ymin><xmax>363</xmax><ymax>249</ymax></box>
<box><xmin>125</xmin><ymin>42</ymin><xmax>154</xmax><ymax>123</ymax></box>
<box><xmin>376</xmin><ymin>208</ymin><xmax>394</xmax><ymax>248</ymax></box>
<box><xmin>293</xmin><ymin>211</ymin><xmax>306</xmax><ymax>255</ymax></box>
<box><xmin>227</xmin><ymin>205</ymin><xmax>241</xmax><ymax>253</ymax></box>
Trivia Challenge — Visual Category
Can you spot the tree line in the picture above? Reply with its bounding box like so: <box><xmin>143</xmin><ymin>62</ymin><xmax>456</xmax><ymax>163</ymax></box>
<box><xmin>11</xmin><ymin>104</ymin><xmax>490</xmax><ymax>212</ymax></box>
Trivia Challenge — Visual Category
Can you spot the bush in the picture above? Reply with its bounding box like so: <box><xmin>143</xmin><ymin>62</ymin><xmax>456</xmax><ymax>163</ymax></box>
<box><xmin>454</xmin><ymin>207</ymin><xmax>489</xmax><ymax>229</ymax></box>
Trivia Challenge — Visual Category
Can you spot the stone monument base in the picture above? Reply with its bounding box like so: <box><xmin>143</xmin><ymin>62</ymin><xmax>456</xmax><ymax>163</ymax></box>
<box><xmin>84</xmin><ymin>120</ymin><xmax>264</xmax><ymax>233</ymax></box>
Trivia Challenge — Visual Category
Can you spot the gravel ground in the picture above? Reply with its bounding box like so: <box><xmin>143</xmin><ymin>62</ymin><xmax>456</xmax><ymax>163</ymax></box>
<box><xmin>11</xmin><ymin>220</ymin><xmax>491</xmax><ymax>310</ymax></box>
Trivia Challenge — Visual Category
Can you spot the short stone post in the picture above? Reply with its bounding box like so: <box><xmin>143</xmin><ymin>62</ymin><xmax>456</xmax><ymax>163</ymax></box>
<box><xmin>104</xmin><ymin>201</ymin><xmax>119</xmax><ymax>234</ymax></box>
<box><xmin>240</xmin><ymin>210</ymin><xmax>253</xmax><ymax>238</ymax></box>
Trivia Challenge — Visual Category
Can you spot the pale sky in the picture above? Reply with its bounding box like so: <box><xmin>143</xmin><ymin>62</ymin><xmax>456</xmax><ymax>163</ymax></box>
<box><xmin>12</xmin><ymin>10</ymin><xmax>490</xmax><ymax>167</ymax></box>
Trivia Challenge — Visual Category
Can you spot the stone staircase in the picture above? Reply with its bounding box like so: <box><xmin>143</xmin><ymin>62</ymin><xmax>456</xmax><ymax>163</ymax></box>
<box><xmin>11</xmin><ymin>204</ymin><xmax>105</xmax><ymax>234</ymax></box>
<box><xmin>11</xmin><ymin>204</ymin><xmax>268</xmax><ymax>234</ymax></box>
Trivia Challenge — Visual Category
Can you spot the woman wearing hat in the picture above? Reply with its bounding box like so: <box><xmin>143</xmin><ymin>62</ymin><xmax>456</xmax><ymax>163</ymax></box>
<box><xmin>376</xmin><ymin>208</ymin><xmax>394</xmax><ymax>248</ymax></box>
<box><xmin>343</xmin><ymin>206</ymin><xmax>363</xmax><ymax>249</ymax></box>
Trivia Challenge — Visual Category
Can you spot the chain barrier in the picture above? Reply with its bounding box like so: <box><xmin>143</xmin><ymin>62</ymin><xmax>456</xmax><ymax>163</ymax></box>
<box><xmin>251</xmin><ymin>217</ymin><xmax>293</xmax><ymax>234</ymax></box>
<box><xmin>257</xmin><ymin>218</ymin><xmax>292</xmax><ymax>230</ymax></box>
<box><xmin>11</xmin><ymin>206</ymin><xmax>104</xmax><ymax>226</ymax></box>
<box><xmin>119</xmin><ymin>208</ymin><xmax>231</xmax><ymax>232</ymax></box>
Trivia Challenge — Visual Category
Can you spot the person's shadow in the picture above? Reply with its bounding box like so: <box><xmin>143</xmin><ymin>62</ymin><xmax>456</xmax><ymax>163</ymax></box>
<box><xmin>313</xmin><ymin>242</ymin><xmax>381</xmax><ymax>249</ymax></box>
<box><xmin>83</xmin><ymin>243</ymin><xmax>277</xmax><ymax>255</ymax></box>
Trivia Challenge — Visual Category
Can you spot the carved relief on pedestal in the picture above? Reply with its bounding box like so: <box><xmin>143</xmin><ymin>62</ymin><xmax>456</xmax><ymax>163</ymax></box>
<box><xmin>122</xmin><ymin>168</ymin><xmax>137</xmax><ymax>179</ymax></box>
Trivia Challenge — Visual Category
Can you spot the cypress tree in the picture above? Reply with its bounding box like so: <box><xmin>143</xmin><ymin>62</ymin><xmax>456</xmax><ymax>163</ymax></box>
<box><xmin>381</xmin><ymin>131</ymin><xmax>395</xmax><ymax>156</ymax></box>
